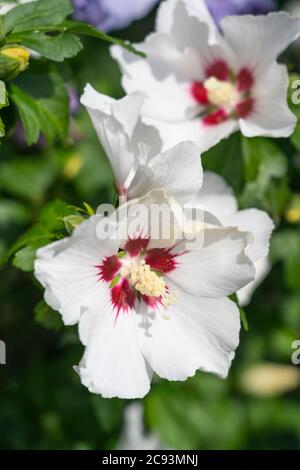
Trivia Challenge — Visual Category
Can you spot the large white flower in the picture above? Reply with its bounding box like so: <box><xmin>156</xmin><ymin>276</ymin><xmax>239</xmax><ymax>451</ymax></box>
<box><xmin>35</xmin><ymin>188</ymin><xmax>255</xmax><ymax>399</ymax></box>
<box><xmin>34</xmin><ymin>84</ymin><xmax>272</xmax><ymax>399</ymax></box>
<box><xmin>111</xmin><ymin>0</ymin><xmax>300</xmax><ymax>152</ymax></box>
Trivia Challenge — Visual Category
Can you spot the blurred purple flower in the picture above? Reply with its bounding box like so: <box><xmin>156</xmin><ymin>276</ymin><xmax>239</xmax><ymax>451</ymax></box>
<box><xmin>67</xmin><ymin>85</ymin><xmax>80</xmax><ymax>116</ymax></box>
<box><xmin>13</xmin><ymin>121</ymin><xmax>46</xmax><ymax>149</ymax></box>
<box><xmin>71</xmin><ymin>0</ymin><xmax>159</xmax><ymax>32</ymax></box>
<box><xmin>205</xmin><ymin>0</ymin><xmax>277</xmax><ymax>24</ymax></box>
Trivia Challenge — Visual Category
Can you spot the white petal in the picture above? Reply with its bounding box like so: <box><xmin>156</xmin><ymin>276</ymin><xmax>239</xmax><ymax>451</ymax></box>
<box><xmin>77</xmin><ymin>304</ymin><xmax>152</xmax><ymax>399</ymax></box>
<box><xmin>112</xmin><ymin>42</ymin><xmax>198</xmax><ymax>122</ymax></box>
<box><xmin>141</xmin><ymin>31</ymin><xmax>203</xmax><ymax>81</ymax></box>
<box><xmin>81</xmin><ymin>84</ymin><xmax>145</xmax><ymax>189</ymax></box>
<box><xmin>156</xmin><ymin>0</ymin><xmax>220</xmax><ymax>46</ymax></box>
<box><xmin>139</xmin><ymin>289</ymin><xmax>240</xmax><ymax>380</ymax></box>
<box><xmin>167</xmin><ymin>226</ymin><xmax>255</xmax><ymax>297</ymax></box>
<box><xmin>81</xmin><ymin>84</ymin><xmax>145</xmax><ymax>138</ymax></box>
<box><xmin>193</xmin><ymin>175</ymin><xmax>274</xmax><ymax>263</ymax></box>
<box><xmin>131</xmin><ymin>120</ymin><xmax>163</xmax><ymax>160</ymax></box>
<box><xmin>192</xmin><ymin>171</ymin><xmax>238</xmax><ymax>219</ymax></box>
<box><xmin>221</xmin><ymin>12</ymin><xmax>300</xmax><ymax>70</ymax></box>
<box><xmin>240</xmin><ymin>64</ymin><xmax>297</xmax><ymax>138</ymax></box>
<box><xmin>34</xmin><ymin>216</ymin><xmax>119</xmax><ymax>325</ymax></box>
<box><xmin>128</xmin><ymin>141</ymin><xmax>203</xmax><ymax>200</ymax></box>
<box><xmin>237</xmin><ymin>257</ymin><xmax>271</xmax><ymax>307</ymax></box>
<box><xmin>222</xmin><ymin>209</ymin><xmax>274</xmax><ymax>263</ymax></box>
<box><xmin>144</xmin><ymin>116</ymin><xmax>238</xmax><ymax>153</ymax></box>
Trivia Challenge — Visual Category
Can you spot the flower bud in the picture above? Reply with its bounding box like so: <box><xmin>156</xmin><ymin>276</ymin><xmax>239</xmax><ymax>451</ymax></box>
<box><xmin>0</xmin><ymin>45</ymin><xmax>30</xmax><ymax>80</ymax></box>
<box><xmin>63</xmin><ymin>215</ymin><xmax>85</xmax><ymax>234</ymax></box>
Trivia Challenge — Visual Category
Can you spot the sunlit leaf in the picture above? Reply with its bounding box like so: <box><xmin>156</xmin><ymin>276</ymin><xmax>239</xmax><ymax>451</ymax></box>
<box><xmin>18</xmin><ymin>31</ymin><xmax>82</xmax><ymax>62</ymax></box>
<box><xmin>34</xmin><ymin>299</ymin><xmax>63</xmax><ymax>330</ymax></box>
<box><xmin>4</xmin><ymin>0</ymin><xmax>72</xmax><ymax>35</ymax></box>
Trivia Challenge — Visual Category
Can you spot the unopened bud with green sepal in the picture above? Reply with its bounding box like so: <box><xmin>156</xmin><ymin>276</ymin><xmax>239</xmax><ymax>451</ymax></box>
<box><xmin>63</xmin><ymin>215</ymin><xmax>85</xmax><ymax>234</ymax></box>
<box><xmin>0</xmin><ymin>45</ymin><xmax>30</xmax><ymax>80</ymax></box>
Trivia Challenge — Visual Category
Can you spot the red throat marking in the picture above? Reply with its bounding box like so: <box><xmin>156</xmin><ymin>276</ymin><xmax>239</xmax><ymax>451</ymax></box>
<box><xmin>98</xmin><ymin>240</ymin><xmax>179</xmax><ymax>316</ymax></box>
<box><xmin>97</xmin><ymin>255</ymin><xmax>121</xmax><ymax>282</ymax></box>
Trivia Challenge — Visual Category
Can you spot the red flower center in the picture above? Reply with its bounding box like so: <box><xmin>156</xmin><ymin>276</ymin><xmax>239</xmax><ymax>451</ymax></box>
<box><xmin>97</xmin><ymin>238</ymin><xmax>178</xmax><ymax>315</ymax></box>
<box><xmin>191</xmin><ymin>60</ymin><xmax>255</xmax><ymax>126</ymax></box>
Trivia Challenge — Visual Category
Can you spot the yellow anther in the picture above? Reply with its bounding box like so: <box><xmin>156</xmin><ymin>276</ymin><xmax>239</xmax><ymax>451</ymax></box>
<box><xmin>126</xmin><ymin>259</ymin><xmax>177</xmax><ymax>312</ymax></box>
<box><xmin>204</xmin><ymin>77</ymin><xmax>238</xmax><ymax>108</ymax></box>
<box><xmin>130</xmin><ymin>262</ymin><xmax>166</xmax><ymax>297</ymax></box>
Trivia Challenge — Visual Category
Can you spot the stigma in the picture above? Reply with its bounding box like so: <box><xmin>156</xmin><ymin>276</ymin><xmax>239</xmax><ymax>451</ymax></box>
<box><xmin>129</xmin><ymin>260</ymin><xmax>175</xmax><ymax>306</ymax></box>
<box><xmin>130</xmin><ymin>260</ymin><xmax>165</xmax><ymax>296</ymax></box>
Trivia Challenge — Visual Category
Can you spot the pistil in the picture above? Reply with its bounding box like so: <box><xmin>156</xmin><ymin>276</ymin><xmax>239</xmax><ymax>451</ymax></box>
<box><xmin>204</xmin><ymin>77</ymin><xmax>239</xmax><ymax>109</ymax></box>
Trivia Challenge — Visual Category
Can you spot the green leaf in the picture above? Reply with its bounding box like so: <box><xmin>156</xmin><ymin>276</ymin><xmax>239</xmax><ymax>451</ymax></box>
<box><xmin>0</xmin><ymin>199</ymin><xmax>29</xmax><ymax>227</ymax></box>
<box><xmin>0</xmin><ymin>80</ymin><xmax>8</xmax><ymax>137</ymax></box>
<box><xmin>18</xmin><ymin>31</ymin><xmax>82</xmax><ymax>61</ymax></box>
<box><xmin>145</xmin><ymin>376</ymin><xmax>245</xmax><ymax>450</ymax></box>
<box><xmin>12</xmin><ymin>244</ymin><xmax>39</xmax><ymax>272</ymax></box>
<box><xmin>34</xmin><ymin>299</ymin><xmax>63</xmax><ymax>330</ymax></box>
<box><xmin>290</xmin><ymin>120</ymin><xmax>300</xmax><ymax>151</ymax></box>
<box><xmin>0</xmin><ymin>156</ymin><xmax>58</xmax><ymax>202</ymax></box>
<box><xmin>37</xmin><ymin>71</ymin><xmax>69</xmax><ymax>143</ymax></box>
<box><xmin>10</xmin><ymin>71</ymin><xmax>69</xmax><ymax>145</ymax></box>
<box><xmin>60</xmin><ymin>20</ymin><xmax>146</xmax><ymax>58</ymax></box>
<box><xmin>271</xmin><ymin>229</ymin><xmax>300</xmax><ymax>293</ymax></box>
<box><xmin>230</xmin><ymin>293</ymin><xmax>249</xmax><ymax>331</ymax></box>
<box><xmin>91</xmin><ymin>396</ymin><xmax>125</xmax><ymax>434</ymax></box>
<box><xmin>285</xmin><ymin>256</ymin><xmax>300</xmax><ymax>292</ymax></box>
<box><xmin>0</xmin><ymin>80</ymin><xmax>8</xmax><ymax>109</ymax></box>
<box><xmin>4</xmin><ymin>199</ymin><xmax>76</xmax><ymax>265</ymax></box>
<box><xmin>242</xmin><ymin>137</ymin><xmax>287</xmax><ymax>183</ymax></box>
<box><xmin>290</xmin><ymin>95</ymin><xmax>300</xmax><ymax>151</ymax></box>
<box><xmin>265</xmin><ymin>179</ymin><xmax>290</xmax><ymax>222</ymax></box>
<box><xmin>39</xmin><ymin>199</ymin><xmax>77</xmax><ymax>231</ymax></box>
<box><xmin>282</xmin><ymin>294</ymin><xmax>300</xmax><ymax>330</ymax></box>
<box><xmin>203</xmin><ymin>133</ymin><xmax>244</xmax><ymax>193</ymax></box>
<box><xmin>271</xmin><ymin>229</ymin><xmax>300</xmax><ymax>262</ymax></box>
<box><xmin>0</xmin><ymin>116</ymin><xmax>4</xmax><ymax>137</ymax></box>
<box><xmin>239</xmin><ymin>307</ymin><xmax>249</xmax><ymax>332</ymax></box>
<box><xmin>240</xmin><ymin>137</ymin><xmax>288</xmax><ymax>219</ymax></box>
<box><xmin>4</xmin><ymin>0</ymin><xmax>73</xmax><ymax>35</ymax></box>
<box><xmin>8</xmin><ymin>19</ymin><xmax>145</xmax><ymax>58</ymax></box>
<box><xmin>0</xmin><ymin>14</ymin><xmax>5</xmax><ymax>40</ymax></box>
<box><xmin>10</xmin><ymin>83</ymin><xmax>40</xmax><ymax>145</ymax></box>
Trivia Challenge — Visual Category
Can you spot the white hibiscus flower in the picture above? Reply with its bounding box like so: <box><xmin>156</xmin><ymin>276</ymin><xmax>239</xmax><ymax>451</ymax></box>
<box><xmin>34</xmin><ymin>84</ymin><xmax>274</xmax><ymax>398</ymax></box>
<box><xmin>35</xmin><ymin>188</ymin><xmax>255</xmax><ymax>399</ymax></box>
<box><xmin>111</xmin><ymin>0</ymin><xmax>300</xmax><ymax>152</ymax></box>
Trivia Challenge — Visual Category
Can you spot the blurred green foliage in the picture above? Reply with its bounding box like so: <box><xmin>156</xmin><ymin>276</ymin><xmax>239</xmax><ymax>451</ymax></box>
<box><xmin>0</xmin><ymin>0</ymin><xmax>300</xmax><ymax>450</ymax></box>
